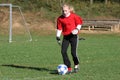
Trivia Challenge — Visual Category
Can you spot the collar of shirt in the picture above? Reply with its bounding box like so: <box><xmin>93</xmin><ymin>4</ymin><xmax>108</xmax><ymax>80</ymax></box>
<box><xmin>64</xmin><ymin>13</ymin><xmax>71</xmax><ymax>17</ymax></box>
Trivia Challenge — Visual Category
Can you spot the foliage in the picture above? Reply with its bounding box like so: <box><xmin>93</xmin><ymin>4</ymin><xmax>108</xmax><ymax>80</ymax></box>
<box><xmin>0</xmin><ymin>0</ymin><xmax>119</xmax><ymax>20</ymax></box>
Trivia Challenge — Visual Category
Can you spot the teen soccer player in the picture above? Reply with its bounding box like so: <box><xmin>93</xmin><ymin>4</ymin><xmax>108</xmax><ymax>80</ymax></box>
<box><xmin>56</xmin><ymin>3</ymin><xmax>83</xmax><ymax>73</ymax></box>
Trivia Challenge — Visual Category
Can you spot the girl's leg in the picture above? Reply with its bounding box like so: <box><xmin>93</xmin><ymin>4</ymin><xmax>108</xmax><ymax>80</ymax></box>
<box><xmin>70</xmin><ymin>35</ymin><xmax>79</xmax><ymax>65</ymax></box>
<box><xmin>61</xmin><ymin>37</ymin><xmax>71</xmax><ymax>68</ymax></box>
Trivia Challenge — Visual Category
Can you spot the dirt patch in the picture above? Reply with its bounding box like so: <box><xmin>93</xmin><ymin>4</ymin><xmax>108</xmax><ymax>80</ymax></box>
<box><xmin>0</xmin><ymin>10</ymin><xmax>119</xmax><ymax>35</ymax></box>
<box><xmin>18</xmin><ymin>12</ymin><xmax>55</xmax><ymax>31</ymax></box>
<box><xmin>0</xmin><ymin>11</ymin><xmax>55</xmax><ymax>35</ymax></box>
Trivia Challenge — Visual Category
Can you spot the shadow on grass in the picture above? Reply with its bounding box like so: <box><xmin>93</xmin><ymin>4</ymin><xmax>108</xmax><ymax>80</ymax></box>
<box><xmin>1</xmin><ymin>64</ymin><xmax>58</xmax><ymax>75</ymax></box>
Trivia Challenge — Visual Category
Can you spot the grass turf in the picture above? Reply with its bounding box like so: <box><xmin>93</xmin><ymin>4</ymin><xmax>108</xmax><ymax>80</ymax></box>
<box><xmin>0</xmin><ymin>33</ymin><xmax>120</xmax><ymax>80</ymax></box>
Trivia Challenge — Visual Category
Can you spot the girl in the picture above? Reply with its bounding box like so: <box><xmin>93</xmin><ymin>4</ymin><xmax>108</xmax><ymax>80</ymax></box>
<box><xmin>56</xmin><ymin>3</ymin><xmax>83</xmax><ymax>73</ymax></box>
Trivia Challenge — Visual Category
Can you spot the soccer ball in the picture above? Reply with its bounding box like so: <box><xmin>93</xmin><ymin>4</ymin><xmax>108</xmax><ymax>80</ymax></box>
<box><xmin>57</xmin><ymin>64</ymin><xmax>68</xmax><ymax>75</ymax></box>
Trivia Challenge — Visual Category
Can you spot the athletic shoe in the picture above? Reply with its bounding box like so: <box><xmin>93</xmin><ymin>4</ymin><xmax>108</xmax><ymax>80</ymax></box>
<box><xmin>74</xmin><ymin>68</ymin><xmax>79</xmax><ymax>73</ymax></box>
<box><xmin>66</xmin><ymin>67</ymin><xmax>72</xmax><ymax>74</ymax></box>
<box><xmin>74</xmin><ymin>65</ymin><xmax>79</xmax><ymax>73</ymax></box>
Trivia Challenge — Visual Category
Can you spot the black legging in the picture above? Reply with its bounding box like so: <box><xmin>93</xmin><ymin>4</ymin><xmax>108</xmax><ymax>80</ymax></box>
<box><xmin>61</xmin><ymin>34</ymin><xmax>79</xmax><ymax>68</ymax></box>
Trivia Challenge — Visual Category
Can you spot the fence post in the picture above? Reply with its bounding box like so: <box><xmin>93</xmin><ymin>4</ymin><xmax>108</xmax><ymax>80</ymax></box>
<box><xmin>88</xmin><ymin>26</ymin><xmax>91</xmax><ymax>31</ymax></box>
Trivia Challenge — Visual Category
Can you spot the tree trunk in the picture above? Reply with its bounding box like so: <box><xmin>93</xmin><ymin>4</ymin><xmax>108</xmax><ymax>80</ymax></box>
<box><xmin>90</xmin><ymin>0</ymin><xmax>93</xmax><ymax>5</ymax></box>
<box><xmin>59</xmin><ymin>0</ymin><xmax>65</xmax><ymax>7</ymax></box>
<box><xmin>105</xmin><ymin>0</ymin><xmax>108</xmax><ymax>4</ymax></box>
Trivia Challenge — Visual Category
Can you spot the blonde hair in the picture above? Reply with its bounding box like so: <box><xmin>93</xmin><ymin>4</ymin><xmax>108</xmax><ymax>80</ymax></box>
<box><xmin>62</xmin><ymin>3</ymin><xmax>75</xmax><ymax>13</ymax></box>
<box><xmin>69</xmin><ymin>5</ymin><xmax>75</xmax><ymax>13</ymax></box>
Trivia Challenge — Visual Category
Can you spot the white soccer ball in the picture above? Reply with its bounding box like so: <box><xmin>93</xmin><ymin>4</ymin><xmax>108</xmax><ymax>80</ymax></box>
<box><xmin>57</xmin><ymin>64</ymin><xmax>68</xmax><ymax>75</ymax></box>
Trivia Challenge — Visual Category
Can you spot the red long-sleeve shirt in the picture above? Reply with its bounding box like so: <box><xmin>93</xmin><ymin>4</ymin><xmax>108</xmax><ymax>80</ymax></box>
<box><xmin>57</xmin><ymin>13</ymin><xmax>83</xmax><ymax>35</ymax></box>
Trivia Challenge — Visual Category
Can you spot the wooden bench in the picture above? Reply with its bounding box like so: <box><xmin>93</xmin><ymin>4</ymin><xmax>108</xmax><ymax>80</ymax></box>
<box><xmin>82</xmin><ymin>20</ymin><xmax>120</xmax><ymax>31</ymax></box>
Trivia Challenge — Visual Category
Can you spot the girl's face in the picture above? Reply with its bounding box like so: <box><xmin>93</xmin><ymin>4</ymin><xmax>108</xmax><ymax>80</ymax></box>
<box><xmin>62</xmin><ymin>6</ymin><xmax>70</xmax><ymax>17</ymax></box>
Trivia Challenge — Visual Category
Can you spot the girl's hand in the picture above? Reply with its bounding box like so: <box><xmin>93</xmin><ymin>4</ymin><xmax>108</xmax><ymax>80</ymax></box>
<box><xmin>72</xmin><ymin>29</ymin><xmax>78</xmax><ymax>35</ymax></box>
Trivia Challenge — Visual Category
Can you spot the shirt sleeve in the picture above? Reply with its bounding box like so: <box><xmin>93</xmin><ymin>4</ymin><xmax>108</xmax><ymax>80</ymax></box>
<box><xmin>57</xmin><ymin>18</ymin><xmax>62</xmax><ymax>30</ymax></box>
<box><xmin>56</xmin><ymin>29</ymin><xmax>62</xmax><ymax>37</ymax></box>
<box><xmin>74</xmin><ymin>14</ymin><xmax>83</xmax><ymax>26</ymax></box>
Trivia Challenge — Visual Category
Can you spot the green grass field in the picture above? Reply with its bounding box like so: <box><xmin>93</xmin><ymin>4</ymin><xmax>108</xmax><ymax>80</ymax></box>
<box><xmin>0</xmin><ymin>33</ymin><xmax>120</xmax><ymax>80</ymax></box>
